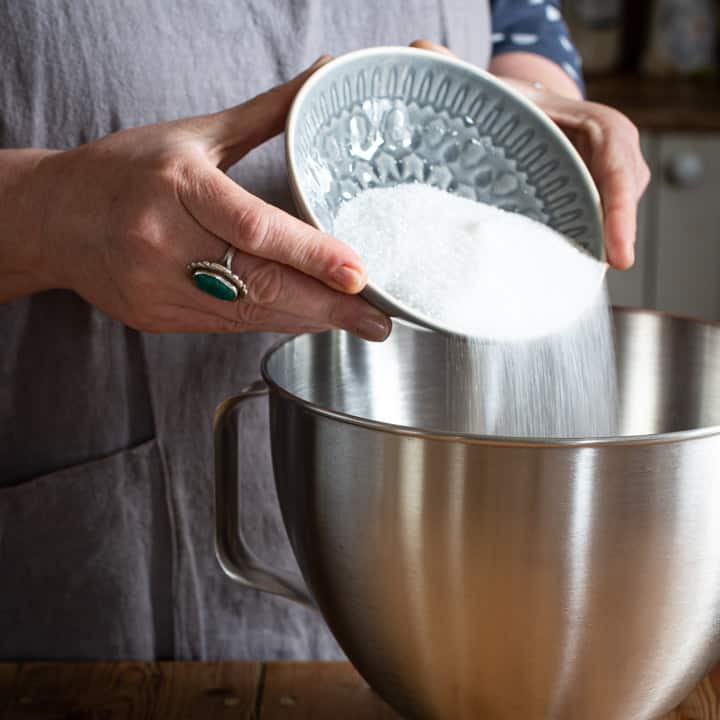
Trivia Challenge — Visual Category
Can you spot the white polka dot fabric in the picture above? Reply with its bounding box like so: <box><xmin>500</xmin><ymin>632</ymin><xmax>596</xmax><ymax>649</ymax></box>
<box><xmin>490</xmin><ymin>0</ymin><xmax>584</xmax><ymax>94</ymax></box>
<box><xmin>510</xmin><ymin>32</ymin><xmax>540</xmax><ymax>45</ymax></box>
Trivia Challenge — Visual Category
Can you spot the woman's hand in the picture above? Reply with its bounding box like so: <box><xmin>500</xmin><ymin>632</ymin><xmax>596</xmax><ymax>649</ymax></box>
<box><xmin>17</xmin><ymin>58</ymin><xmax>391</xmax><ymax>340</ymax></box>
<box><xmin>410</xmin><ymin>40</ymin><xmax>650</xmax><ymax>270</ymax></box>
<box><xmin>488</xmin><ymin>77</ymin><xmax>650</xmax><ymax>270</ymax></box>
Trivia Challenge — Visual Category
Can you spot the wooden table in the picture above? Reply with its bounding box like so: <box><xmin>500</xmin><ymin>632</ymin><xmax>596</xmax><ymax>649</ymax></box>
<box><xmin>1</xmin><ymin>661</ymin><xmax>720</xmax><ymax>719</ymax></box>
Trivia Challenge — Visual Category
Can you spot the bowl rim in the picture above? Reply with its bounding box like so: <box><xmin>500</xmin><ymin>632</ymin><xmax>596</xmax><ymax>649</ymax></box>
<box><xmin>261</xmin><ymin>306</ymin><xmax>720</xmax><ymax>448</ymax></box>
<box><xmin>285</xmin><ymin>46</ymin><xmax>605</xmax><ymax>335</ymax></box>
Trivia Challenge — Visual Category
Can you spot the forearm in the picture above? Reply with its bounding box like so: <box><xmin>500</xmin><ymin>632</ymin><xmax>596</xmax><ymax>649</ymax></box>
<box><xmin>0</xmin><ymin>149</ymin><xmax>60</xmax><ymax>302</ymax></box>
<box><xmin>489</xmin><ymin>51</ymin><xmax>583</xmax><ymax>100</ymax></box>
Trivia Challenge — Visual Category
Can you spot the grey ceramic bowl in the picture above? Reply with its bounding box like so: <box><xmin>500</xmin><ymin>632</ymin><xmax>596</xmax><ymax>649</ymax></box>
<box><xmin>285</xmin><ymin>46</ymin><xmax>603</xmax><ymax>333</ymax></box>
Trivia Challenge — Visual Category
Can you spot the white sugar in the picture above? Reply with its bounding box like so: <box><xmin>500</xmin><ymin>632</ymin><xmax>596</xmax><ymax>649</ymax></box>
<box><xmin>334</xmin><ymin>183</ymin><xmax>618</xmax><ymax>438</ymax></box>
<box><xmin>334</xmin><ymin>184</ymin><xmax>606</xmax><ymax>340</ymax></box>
<box><xmin>444</xmin><ymin>290</ymin><xmax>619</xmax><ymax>437</ymax></box>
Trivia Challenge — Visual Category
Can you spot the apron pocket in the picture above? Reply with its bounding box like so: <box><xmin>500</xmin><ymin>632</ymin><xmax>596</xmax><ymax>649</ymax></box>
<box><xmin>0</xmin><ymin>439</ymin><xmax>174</xmax><ymax>660</ymax></box>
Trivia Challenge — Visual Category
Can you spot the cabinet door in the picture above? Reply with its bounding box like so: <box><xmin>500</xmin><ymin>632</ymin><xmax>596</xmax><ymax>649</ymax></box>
<box><xmin>606</xmin><ymin>132</ymin><xmax>655</xmax><ymax>308</ymax></box>
<box><xmin>654</xmin><ymin>134</ymin><xmax>720</xmax><ymax>320</ymax></box>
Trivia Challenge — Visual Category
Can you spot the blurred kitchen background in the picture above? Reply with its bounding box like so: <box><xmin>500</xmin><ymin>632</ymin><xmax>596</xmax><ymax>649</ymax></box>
<box><xmin>565</xmin><ymin>0</ymin><xmax>720</xmax><ymax>318</ymax></box>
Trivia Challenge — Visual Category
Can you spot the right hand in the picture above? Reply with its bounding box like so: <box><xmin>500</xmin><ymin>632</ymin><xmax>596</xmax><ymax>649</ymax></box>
<box><xmin>31</xmin><ymin>57</ymin><xmax>391</xmax><ymax>340</ymax></box>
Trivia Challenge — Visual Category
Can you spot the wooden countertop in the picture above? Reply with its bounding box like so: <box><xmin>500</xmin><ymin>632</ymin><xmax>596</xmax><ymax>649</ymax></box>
<box><xmin>1</xmin><ymin>661</ymin><xmax>719</xmax><ymax>719</ymax></box>
<box><xmin>586</xmin><ymin>75</ymin><xmax>720</xmax><ymax>132</ymax></box>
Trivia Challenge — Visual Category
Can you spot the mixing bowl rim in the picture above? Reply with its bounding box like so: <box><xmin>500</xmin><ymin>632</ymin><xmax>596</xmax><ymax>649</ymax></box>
<box><xmin>285</xmin><ymin>45</ymin><xmax>605</xmax><ymax>335</ymax></box>
<box><xmin>261</xmin><ymin>306</ymin><xmax>720</xmax><ymax>448</ymax></box>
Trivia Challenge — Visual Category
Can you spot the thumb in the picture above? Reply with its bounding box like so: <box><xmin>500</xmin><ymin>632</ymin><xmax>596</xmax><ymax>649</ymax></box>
<box><xmin>202</xmin><ymin>54</ymin><xmax>332</xmax><ymax>170</ymax></box>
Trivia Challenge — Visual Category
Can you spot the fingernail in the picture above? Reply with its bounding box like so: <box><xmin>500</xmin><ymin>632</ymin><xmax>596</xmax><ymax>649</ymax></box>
<box><xmin>308</xmin><ymin>54</ymin><xmax>333</xmax><ymax>71</ymax></box>
<box><xmin>625</xmin><ymin>246</ymin><xmax>636</xmax><ymax>268</ymax></box>
<box><xmin>352</xmin><ymin>313</ymin><xmax>392</xmax><ymax>342</ymax></box>
<box><xmin>329</xmin><ymin>265</ymin><xmax>365</xmax><ymax>293</ymax></box>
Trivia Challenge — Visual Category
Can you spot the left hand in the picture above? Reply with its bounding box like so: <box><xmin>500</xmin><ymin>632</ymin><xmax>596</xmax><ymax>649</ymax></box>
<box><xmin>409</xmin><ymin>40</ymin><xmax>650</xmax><ymax>270</ymax></box>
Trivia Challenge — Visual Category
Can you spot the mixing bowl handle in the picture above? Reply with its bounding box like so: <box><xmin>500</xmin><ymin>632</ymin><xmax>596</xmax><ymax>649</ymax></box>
<box><xmin>214</xmin><ymin>380</ymin><xmax>316</xmax><ymax>609</ymax></box>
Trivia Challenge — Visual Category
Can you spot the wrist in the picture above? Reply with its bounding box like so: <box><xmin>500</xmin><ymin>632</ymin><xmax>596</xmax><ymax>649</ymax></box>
<box><xmin>9</xmin><ymin>146</ymin><xmax>104</xmax><ymax>301</ymax></box>
<box><xmin>31</xmin><ymin>148</ymin><xmax>90</xmax><ymax>295</ymax></box>
<box><xmin>0</xmin><ymin>148</ymin><xmax>66</xmax><ymax>301</ymax></box>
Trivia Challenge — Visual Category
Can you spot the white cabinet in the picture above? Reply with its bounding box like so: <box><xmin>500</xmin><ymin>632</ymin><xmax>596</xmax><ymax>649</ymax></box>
<box><xmin>607</xmin><ymin>132</ymin><xmax>720</xmax><ymax>321</ymax></box>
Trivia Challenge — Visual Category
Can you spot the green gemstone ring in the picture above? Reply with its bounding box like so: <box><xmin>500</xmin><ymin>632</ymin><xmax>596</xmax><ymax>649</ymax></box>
<box><xmin>187</xmin><ymin>247</ymin><xmax>248</xmax><ymax>302</ymax></box>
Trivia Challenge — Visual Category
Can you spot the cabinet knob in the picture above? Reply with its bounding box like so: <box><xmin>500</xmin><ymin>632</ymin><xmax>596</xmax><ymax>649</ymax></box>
<box><xmin>666</xmin><ymin>151</ymin><xmax>704</xmax><ymax>188</ymax></box>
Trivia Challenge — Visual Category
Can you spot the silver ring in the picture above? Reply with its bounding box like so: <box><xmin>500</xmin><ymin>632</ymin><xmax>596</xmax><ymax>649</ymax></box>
<box><xmin>187</xmin><ymin>246</ymin><xmax>248</xmax><ymax>302</ymax></box>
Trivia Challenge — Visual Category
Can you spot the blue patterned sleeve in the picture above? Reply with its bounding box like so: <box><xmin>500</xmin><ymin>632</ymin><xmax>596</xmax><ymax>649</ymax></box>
<box><xmin>490</xmin><ymin>0</ymin><xmax>585</xmax><ymax>96</ymax></box>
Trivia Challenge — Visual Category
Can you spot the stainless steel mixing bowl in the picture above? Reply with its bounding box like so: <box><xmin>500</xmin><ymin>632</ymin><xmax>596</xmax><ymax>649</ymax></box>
<box><xmin>215</xmin><ymin>308</ymin><xmax>720</xmax><ymax>720</ymax></box>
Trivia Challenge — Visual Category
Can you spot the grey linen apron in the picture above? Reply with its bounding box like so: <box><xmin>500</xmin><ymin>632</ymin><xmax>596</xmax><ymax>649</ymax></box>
<box><xmin>0</xmin><ymin>0</ymin><xmax>490</xmax><ymax>660</ymax></box>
